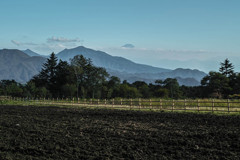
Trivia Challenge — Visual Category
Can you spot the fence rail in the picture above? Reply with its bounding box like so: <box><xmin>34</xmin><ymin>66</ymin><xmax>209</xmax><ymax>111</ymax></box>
<box><xmin>1</xmin><ymin>97</ymin><xmax>240</xmax><ymax>113</ymax></box>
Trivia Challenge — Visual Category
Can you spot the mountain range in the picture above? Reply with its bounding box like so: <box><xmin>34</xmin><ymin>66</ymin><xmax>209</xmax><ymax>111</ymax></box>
<box><xmin>0</xmin><ymin>46</ymin><xmax>207</xmax><ymax>86</ymax></box>
<box><xmin>0</xmin><ymin>49</ymin><xmax>46</xmax><ymax>83</ymax></box>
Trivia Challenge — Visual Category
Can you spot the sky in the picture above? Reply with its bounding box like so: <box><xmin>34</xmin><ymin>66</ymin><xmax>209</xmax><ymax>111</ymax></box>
<box><xmin>1</xmin><ymin>0</ymin><xmax>240</xmax><ymax>72</ymax></box>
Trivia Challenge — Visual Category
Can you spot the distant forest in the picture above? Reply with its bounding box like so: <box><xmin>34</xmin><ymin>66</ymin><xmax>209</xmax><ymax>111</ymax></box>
<box><xmin>0</xmin><ymin>53</ymin><xmax>239</xmax><ymax>99</ymax></box>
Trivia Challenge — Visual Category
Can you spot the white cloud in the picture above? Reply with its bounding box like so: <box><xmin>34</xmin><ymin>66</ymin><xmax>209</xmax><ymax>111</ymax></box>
<box><xmin>47</xmin><ymin>36</ymin><xmax>81</xmax><ymax>43</ymax></box>
<box><xmin>11</xmin><ymin>40</ymin><xmax>37</xmax><ymax>46</ymax></box>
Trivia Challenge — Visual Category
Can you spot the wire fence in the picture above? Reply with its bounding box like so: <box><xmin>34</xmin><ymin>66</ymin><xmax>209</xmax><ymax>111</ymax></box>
<box><xmin>1</xmin><ymin>97</ymin><xmax>240</xmax><ymax>113</ymax></box>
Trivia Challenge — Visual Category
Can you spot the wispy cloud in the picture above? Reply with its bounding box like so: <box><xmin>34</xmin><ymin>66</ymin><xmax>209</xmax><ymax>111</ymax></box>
<box><xmin>11</xmin><ymin>37</ymin><xmax>82</xmax><ymax>54</ymax></box>
<box><xmin>104</xmin><ymin>46</ymin><xmax>213</xmax><ymax>55</ymax></box>
<box><xmin>30</xmin><ymin>43</ymin><xmax>68</xmax><ymax>54</ymax></box>
<box><xmin>11</xmin><ymin>40</ymin><xmax>21</xmax><ymax>46</ymax></box>
<box><xmin>47</xmin><ymin>36</ymin><xmax>81</xmax><ymax>43</ymax></box>
<box><xmin>98</xmin><ymin>46</ymin><xmax>229</xmax><ymax>63</ymax></box>
<box><xmin>11</xmin><ymin>40</ymin><xmax>37</xmax><ymax>46</ymax></box>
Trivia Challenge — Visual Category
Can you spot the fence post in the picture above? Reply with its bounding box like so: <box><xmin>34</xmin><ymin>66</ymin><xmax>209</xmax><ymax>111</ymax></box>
<box><xmin>227</xmin><ymin>99</ymin><xmax>230</xmax><ymax>113</ymax></box>
<box><xmin>172</xmin><ymin>99</ymin><xmax>174</xmax><ymax>112</ymax></box>
<box><xmin>130</xmin><ymin>99</ymin><xmax>132</xmax><ymax>110</ymax></box>
<box><xmin>212</xmin><ymin>99</ymin><xmax>214</xmax><ymax>113</ymax></box>
<box><xmin>139</xmin><ymin>98</ymin><xmax>141</xmax><ymax>110</ymax></box>
<box><xmin>184</xmin><ymin>99</ymin><xmax>186</xmax><ymax>111</ymax></box>
<box><xmin>160</xmin><ymin>99</ymin><xmax>162</xmax><ymax>110</ymax></box>
<box><xmin>150</xmin><ymin>99</ymin><xmax>152</xmax><ymax>109</ymax></box>
<box><xmin>104</xmin><ymin>99</ymin><xmax>107</xmax><ymax>107</ymax></box>
<box><xmin>197</xmin><ymin>99</ymin><xmax>200</xmax><ymax>112</ymax></box>
<box><xmin>120</xmin><ymin>99</ymin><xmax>122</xmax><ymax>106</ymax></box>
<box><xmin>112</xmin><ymin>99</ymin><xmax>114</xmax><ymax>108</ymax></box>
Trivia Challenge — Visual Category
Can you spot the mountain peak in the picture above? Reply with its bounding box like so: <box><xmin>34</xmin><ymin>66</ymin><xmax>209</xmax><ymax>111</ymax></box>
<box><xmin>68</xmin><ymin>46</ymin><xmax>87</xmax><ymax>51</ymax></box>
<box><xmin>122</xmin><ymin>44</ymin><xmax>135</xmax><ymax>48</ymax></box>
<box><xmin>75</xmin><ymin>45</ymin><xmax>86</xmax><ymax>49</ymax></box>
<box><xmin>22</xmin><ymin>49</ymin><xmax>41</xmax><ymax>57</ymax></box>
<box><xmin>2</xmin><ymin>48</ymin><xmax>22</xmax><ymax>52</ymax></box>
<box><xmin>0</xmin><ymin>49</ymin><xmax>29</xmax><ymax>58</ymax></box>
<box><xmin>56</xmin><ymin>46</ymin><xmax>171</xmax><ymax>74</ymax></box>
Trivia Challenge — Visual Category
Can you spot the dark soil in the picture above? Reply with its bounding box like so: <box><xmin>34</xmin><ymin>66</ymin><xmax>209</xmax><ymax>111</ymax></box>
<box><xmin>0</xmin><ymin>105</ymin><xmax>240</xmax><ymax>159</ymax></box>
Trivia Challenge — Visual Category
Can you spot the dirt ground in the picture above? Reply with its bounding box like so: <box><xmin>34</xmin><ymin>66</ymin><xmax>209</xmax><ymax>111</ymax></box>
<box><xmin>0</xmin><ymin>105</ymin><xmax>240</xmax><ymax>159</ymax></box>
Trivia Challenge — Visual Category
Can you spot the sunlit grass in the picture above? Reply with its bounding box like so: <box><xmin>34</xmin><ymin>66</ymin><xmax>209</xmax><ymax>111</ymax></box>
<box><xmin>1</xmin><ymin>97</ymin><xmax>240</xmax><ymax>114</ymax></box>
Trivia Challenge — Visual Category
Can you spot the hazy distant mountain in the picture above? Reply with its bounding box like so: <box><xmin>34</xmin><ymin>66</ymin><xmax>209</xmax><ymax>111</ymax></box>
<box><xmin>57</xmin><ymin>46</ymin><xmax>171</xmax><ymax>74</ymax></box>
<box><xmin>149</xmin><ymin>57</ymin><xmax>240</xmax><ymax>74</ymax></box>
<box><xmin>22</xmin><ymin>49</ymin><xmax>42</xmax><ymax>57</ymax></box>
<box><xmin>122</xmin><ymin>44</ymin><xmax>135</xmax><ymax>48</ymax></box>
<box><xmin>161</xmin><ymin>68</ymin><xmax>206</xmax><ymax>82</ymax></box>
<box><xmin>0</xmin><ymin>49</ymin><xmax>46</xmax><ymax>83</ymax></box>
<box><xmin>107</xmin><ymin>69</ymin><xmax>205</xmax><ymax>86</ymax></box>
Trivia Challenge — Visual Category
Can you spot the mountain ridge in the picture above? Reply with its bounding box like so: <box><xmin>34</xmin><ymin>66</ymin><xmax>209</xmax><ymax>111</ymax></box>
<box><xmin>57</xmin><ymin>46</ymin><xmax>171</xmax><ymax>74</ymax></box>
<box><xmin>0</xmin><ymin>49</ymin><xmax>46</xmax><ymax>83</ymax></box>
<box><xmin>0</xmin><ymin>47</ymin><xmax>207</xmax><ymax>86</ymax></box>
<box><xmin>22</xmin><ymin>49</ymin><xmax>42</xmax><ymax>57</ymax></box>
<box><xmin>56</xmin><ymin>46</ymin><xmax>206</xmax><ymax>85</ymax></box>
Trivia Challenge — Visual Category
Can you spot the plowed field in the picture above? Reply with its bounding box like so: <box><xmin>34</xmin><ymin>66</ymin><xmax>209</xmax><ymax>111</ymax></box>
<box><xmin>0</xmin><ymin>105</ymin><xmax>240</xmax><ymax>159</ymax></box>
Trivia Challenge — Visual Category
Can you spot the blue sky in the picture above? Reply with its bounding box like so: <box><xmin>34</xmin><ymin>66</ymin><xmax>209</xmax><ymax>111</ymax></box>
<box><xmin>1</xmin><ymin>0</ymin><xmax>240</xmax><ymax>72</ymax></box>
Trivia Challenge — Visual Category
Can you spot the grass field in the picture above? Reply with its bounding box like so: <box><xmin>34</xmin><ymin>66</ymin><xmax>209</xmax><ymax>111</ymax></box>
<box><xmin>1</xmin><ymin>98</ymin><xmax>240</xmax><ymax>114</ymax></box>
<box><xmin>0</xmin><ymin>105</ymin><xmax>240</xmax><ymax>159</ymax></box>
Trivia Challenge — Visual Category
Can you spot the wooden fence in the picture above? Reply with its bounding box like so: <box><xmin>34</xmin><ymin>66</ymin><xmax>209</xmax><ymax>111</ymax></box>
<box><xmin>2</xmin><ymin>97</ymin><xmax>240</xmax><ymax>113</ymax></box>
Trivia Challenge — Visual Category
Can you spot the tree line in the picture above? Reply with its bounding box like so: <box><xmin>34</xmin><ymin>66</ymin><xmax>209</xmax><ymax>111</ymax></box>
<box><xmin>0</xmin><ymin>53</ymin><xmax>239</xmax><ymax>99</ymax></box>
